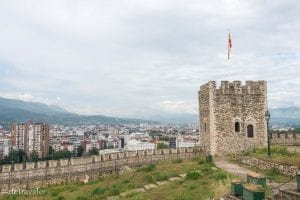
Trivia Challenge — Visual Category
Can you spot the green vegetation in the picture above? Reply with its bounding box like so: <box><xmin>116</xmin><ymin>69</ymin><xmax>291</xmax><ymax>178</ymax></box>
<box><xmin>242</xmin><ymin>145</ymin><xmax>300</xmax><ymax>167</ymax></box>
<box><xmin>0</xmin><ymin>157</ymin><xmax>232</xmax><ymax>200</ymax></box>
<box><xmin>29</xmin><ymin>150</ymin><xmax>39</xmax><ymax>162</ymax></box>
<box><xmin>137</xmin><ymin>163</ymin><xmax>156</xmax><ymax>172</ymax></box>
<box><xmin>0</xmin><ymin>148</ymin><xmax>26</xmax><ymax>164</ymax></box>
<box><xmin>186</xmin><ymin>170</ymin><xmax>201</xmax><ymax>180</ymax></box>
<box><xmin>265</xmin><ymin>167</ymin><xmax>288</xmax><ymax>182</ymax></box>
<box><xmin>0</xmin><ymin>145</ymin><xmax>88</xmax><ymax>164</ymax></box>
<box><xmin>88</xmin><ymin>147</ymin><xmax>99</xmax><ymax>155</ymax></box>
<box><xmin>157</xmin><ymin>142</ymin><xmax>169</xmax><ymax>149</ymax></box>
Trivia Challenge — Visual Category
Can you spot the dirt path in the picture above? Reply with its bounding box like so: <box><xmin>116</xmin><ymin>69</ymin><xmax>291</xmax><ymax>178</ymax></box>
<box><xmin>215</xmin><ymin>159</ymin><xmax>254</xmax><ymax>181</ymax></box>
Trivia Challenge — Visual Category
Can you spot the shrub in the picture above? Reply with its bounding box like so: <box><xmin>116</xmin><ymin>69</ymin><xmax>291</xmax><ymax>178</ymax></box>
<box><xmin>144</xmin><ymin>174</ymin><xmax>155</xmax><ymax>183</ymax></box>
<box><xmin>186</xmin><ymin>170</ymin><xmax>201</xmax><ymax>180</ymax></box>
<box><xmin>266</xmin><ymin>167</ymin><xmax>280</xmax><ymax>180</ymax></box>
<box><xmin>108</xmin><ymin>184</ymin><xmax>121</xmax><ymax>196</ymax></box>
<box><xmin>212</xmin><ymin>170</ymin><xmax>228</xmax><ymax>180</ymax></box>
<box><xmin>91</xmin><ymin>187</ymin><xmax>106</xmax><ymax>196</ymax></box>
<box><xmin>154</xmin><ymin>173</ymin><xmax>168</xmax><ymax>181</ymax></box>
<box><xmin>138</xmin><ymin>164</ymin><xmax>156</xmax><ymax>172</ymax></box>
<box><xmin>128</xmin><ymin>183</ymin><xmax>136</xmax><ymax>189</ymax></box>
<box><xmin>157</xmin><ymin>143</ymin><xmax>169</xmax><ymax>149</ymax></box>
<box><xmin>199</xmin><ymin>163</ymin><xmax>214</xmax><ymax>173</ymax></box>
<box><xmin>122</xmin><ymin>179</ymin><xmax>130</xmax><ymax>184</ymax></box>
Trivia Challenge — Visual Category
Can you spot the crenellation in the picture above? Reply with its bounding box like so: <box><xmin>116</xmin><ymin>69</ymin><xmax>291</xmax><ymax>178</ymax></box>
<box><xmin>37</xmin><ymin>161</ymin><xmax>46</xmax><ymax>168</ymax></box>
<box><xmin>59</xmin><ymin>159</ymin><xmax>69</xmax><ymax>166</ymax></box>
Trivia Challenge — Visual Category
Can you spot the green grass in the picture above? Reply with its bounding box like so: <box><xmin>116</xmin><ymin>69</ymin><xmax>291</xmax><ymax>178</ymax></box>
<box><xmin>265</xmin><ymin>167</ymin><xmax>290</xmax><ymax>182</ymax></box>
<box><xmin>0</xmin><ymin>157</ymin><xmax>232</xmax><ymax>200</ymax></box>
<box><xmin>242</xmin><ymin>145</ymin><xmax>300</xmax><ymax>167</ymax></box>
<box><xmin>186</xmin><ymin>170</ymin><xmax>201</xmax><ymax>180</ymax></box>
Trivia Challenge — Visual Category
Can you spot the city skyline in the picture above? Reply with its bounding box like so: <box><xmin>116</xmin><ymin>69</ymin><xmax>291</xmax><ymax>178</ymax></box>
<box><xmin>0</xmin><ymin>0</ymin><xmax>299</xmax><ymax>119</ymax></box>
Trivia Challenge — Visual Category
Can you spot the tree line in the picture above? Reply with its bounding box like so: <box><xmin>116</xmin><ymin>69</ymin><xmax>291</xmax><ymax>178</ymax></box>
<box><xmin>0</xmin><ymin>145</ymin><xmax>100</xmax><ymax>165</ymax></box>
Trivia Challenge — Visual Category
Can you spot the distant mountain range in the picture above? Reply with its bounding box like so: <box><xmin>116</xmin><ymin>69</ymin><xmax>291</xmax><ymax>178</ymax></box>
<box><xmin>0</xmin><ymin>97</ymin><xmax>158</xmax><ymax>129</ymax></box>
<box><xmin>149</xmin><ymin>107</ymin><xmax>300</xmax><ymax>126</ymax></box>
<box><xmin>0</xmin><ymin>97</ymin><xmax>300</xmax><ymax>129</ymax></box>
<box><xmin>269</xmin><ymin>106</ymin><xmax>300</xmax><ymax>126</ymax></box>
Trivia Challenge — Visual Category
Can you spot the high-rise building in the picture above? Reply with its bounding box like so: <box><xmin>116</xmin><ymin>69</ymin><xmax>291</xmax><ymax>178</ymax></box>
<box><xmin>11</xmin><ymin>122</ymin><xmax>49</xmax><ymax>158</ymax></box>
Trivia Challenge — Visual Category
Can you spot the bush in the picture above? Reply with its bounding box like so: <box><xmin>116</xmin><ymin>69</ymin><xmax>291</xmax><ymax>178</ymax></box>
<box><xmin>186</xmin><ymin>170</ymin><xmax>201</xmax><ymax>180</ymax></box>
<box><xmin>212</xmin><ymin>170</ymin><xmax>228</xmax><ymax>180</ymax></box>
<box><xmin>154</xmin><ymin>173</ymin><xmax>168</xmax><ymax>181</ymax></box>
<box><xmin>144</xmin><ymin>174</ymin><xmax>155</xmax><ymax>183</ymax></box>
<box><xmin>199</xmin><ymin>163</ymin><xmax>214</xmax><ymax>173</ymax></box>
<box><xmin>138</xmin><ymin>164</ymin><xmax>156</xmax><ymax>172</ymax></box>
<box><xmin>157</xmin><ymin>143</ymin><xmax>169</xmax><ymax>149</ymax></box>
<box><xmin>91</xmin><ymin>187</ymin><xmax>106</xmax><ymax>196</ymax></box>
<box><xmin>266</xmin><ymin>167</ymin><xmax>280</xmax><ymax>180</ymax></box>
<box><xmin>108</xmin><ymin>184</ymin><xmax>121</xmax><ymax>196</ymax></box>
<box><xmin>121</xmin><ymin>179</ymin><xmax>130</xmax><ymax>184</ymax></box>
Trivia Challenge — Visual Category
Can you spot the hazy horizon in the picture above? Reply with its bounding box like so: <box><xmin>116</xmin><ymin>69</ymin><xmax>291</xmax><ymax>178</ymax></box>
<box><xmin>0</xmin><ymin>0</ymin><xmax>299</xmax><ymax>119</ymax></box>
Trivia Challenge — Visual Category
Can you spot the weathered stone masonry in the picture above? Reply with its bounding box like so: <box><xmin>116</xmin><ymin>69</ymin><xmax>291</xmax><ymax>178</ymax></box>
<box><xmin>199</xmin><ymin>81</ymin><xmax>268</xmax><ymax>155</ymax></box>
<box><xmin>0</xmin><ymin>147</ymin><xmax>202</xmax><ymax>192</ymax></box>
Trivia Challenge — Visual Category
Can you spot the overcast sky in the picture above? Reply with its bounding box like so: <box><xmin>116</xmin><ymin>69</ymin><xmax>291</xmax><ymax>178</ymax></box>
<box><xmin>0</xmin><ymin>0</ymin><xmax>299</xmax><ymax>118</ymax></box>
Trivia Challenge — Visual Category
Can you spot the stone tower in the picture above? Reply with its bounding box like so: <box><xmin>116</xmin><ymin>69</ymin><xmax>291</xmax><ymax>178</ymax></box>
<box><xmin>198</xmin><ymin>81</ymin><xmax>268</xmax><ymax>155</ymax></box>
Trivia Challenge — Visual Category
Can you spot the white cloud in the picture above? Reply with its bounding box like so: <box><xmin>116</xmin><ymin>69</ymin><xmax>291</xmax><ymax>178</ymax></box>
<box><xmin>155</xmin><ymin>100</ymin><xmax>197</xmax><ymax>114</ymax></box>
<box><xmin>17</xmin><ymin>93</ymin><xmax>33</xmax><ymax>102</ymax></box>
<box><xmin>0</xmin><ymin>0</ymin><xmax>299</xmax><ymax>118</ymax></box>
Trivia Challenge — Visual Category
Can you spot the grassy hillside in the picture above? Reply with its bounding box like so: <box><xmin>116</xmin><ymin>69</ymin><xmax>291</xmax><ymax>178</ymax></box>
<box><xmin>0</xmin><ymin>158</ymin><xmax>232</xmax><ymax>200</ymax></box>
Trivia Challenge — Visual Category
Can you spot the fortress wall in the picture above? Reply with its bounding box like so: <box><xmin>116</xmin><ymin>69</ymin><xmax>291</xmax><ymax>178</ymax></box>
<box><xmin>0</xmin><ymin>147</ymin><xmax>202</xmax><ymax>192</ymax></box>
<box><xmin>271</xmin><ymin>133</ymin><xmax>300</xmax><ymax>146</ymax></box>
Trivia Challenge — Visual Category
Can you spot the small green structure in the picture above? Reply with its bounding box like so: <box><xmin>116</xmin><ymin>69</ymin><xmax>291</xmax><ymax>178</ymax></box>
<box><xmin>231</xmin><ymin>180</ymin><xmax>243</xmax><ymax>197</ymax></box>
<box><xmin>242</xmin><ymin>183</ymin><xmax>265</xmax><ymax>200</ymax></box>
<box><xmin>247</xmin><ymin>172</ymin><xmax>266</xmax><ymax>187</ymax></box>
<box><xmin>297</xmin><ymin>171</ymin><xmax>300</xmax><ymax>192</ymax></box>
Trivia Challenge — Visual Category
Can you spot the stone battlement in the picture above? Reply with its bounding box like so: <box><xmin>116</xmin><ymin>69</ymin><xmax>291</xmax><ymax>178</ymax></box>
<box><xmin>201</xmin><ymin>80</ymin><xmax>267</xmax><ymax>95</ymax></box>
<box><xmin>0</xmin><ymin>147</ymin><xmax>199</xmax><ymax>173</ymax></box>
<box><xmin>0</xmin><ymin>147</ymin><xmax>203</xmax><ymax>192</ymax></box>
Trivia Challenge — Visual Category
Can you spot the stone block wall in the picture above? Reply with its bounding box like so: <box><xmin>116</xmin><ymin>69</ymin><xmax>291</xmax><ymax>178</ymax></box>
<box><xmin>232</xmin><ymin>155</ymin><xmax>299</xmax><ymax>177</ymax></box>
<box><xmin>0</xmin><ymin>147</ymin><xmax>203</xmax><ymax>192</ymax></box>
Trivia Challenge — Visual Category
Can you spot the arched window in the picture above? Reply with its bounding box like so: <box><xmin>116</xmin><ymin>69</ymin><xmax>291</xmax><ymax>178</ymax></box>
<box><xmin>235</xmin><ymin>122</ymin><xmax>240</xmax><ymax>132</ymax></box>
<box><xmin>247</xmin><ymin>124</ymin><xmax>254</xmax><ymax>138</ymax></box>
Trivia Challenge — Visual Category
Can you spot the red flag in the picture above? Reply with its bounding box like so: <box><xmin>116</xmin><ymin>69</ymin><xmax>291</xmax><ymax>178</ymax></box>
<box><xmin>228</xmin><ymin>32</ymin><xmax>232</xmax><ymax>59</ymax></box>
